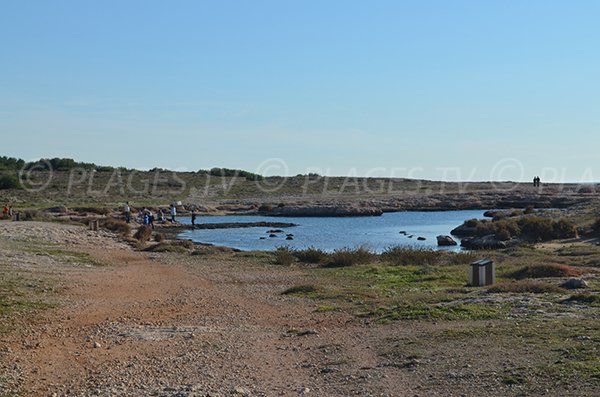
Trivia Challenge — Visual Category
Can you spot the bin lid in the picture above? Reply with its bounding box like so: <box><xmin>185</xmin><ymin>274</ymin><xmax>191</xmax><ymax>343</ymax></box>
<box><xmin>471</xmin><ymin>259</ymin><xmax>493</xmax><ymax>266</ymax></box>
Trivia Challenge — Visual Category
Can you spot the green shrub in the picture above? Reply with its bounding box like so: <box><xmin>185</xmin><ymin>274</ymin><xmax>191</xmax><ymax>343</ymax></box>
<box><xmin>464</xmin><ymin>218</ymin><xmax>479</xmax><ymax>227</ymax></box>
<box><xmin>0</xmin><ymin>174</ymin><xmax>20</xmax><ymax>190</ymax></box>
<box><xmin>326</xmin><ymin>246</ymin><xmax>374</xmax><ymax>267</ymax></box>
<box><xmin>488</xmin><ymin>281</ymin><xmax>564</xmax><ymax>294</ymax></box>
<box><xmin>381</xmin><ymin>246</ymin><xmax>441</xmax><ymax>266</ymax></box>
<box><xmin>519</xmin><ymin>216</ymin><xmax>555</xmax><ymax>241</ymax></box>
<box><xmin>552</xmin><ymin>219</ymin><xmax>578</xmax><ymax>239</ymax></box>
<box><xmin>134</xmin><ymin>225</ymin><xmax>153</xmax><ymax>242</ymax></box>
<box><xmin>274</xmin><ymin>246</ymin><xmax>295</xmax><ymax>266</ymax></box>
<box><xmin>293</xmin><ymin>247</ymin><xmax>327</xmax><ymax>264</ymax></box>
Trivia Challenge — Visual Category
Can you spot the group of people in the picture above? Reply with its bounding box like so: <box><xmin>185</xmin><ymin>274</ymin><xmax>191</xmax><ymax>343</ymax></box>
<box><xmin>533</xmin><ymin>176</ymin><xmax>542</xmax><ymax>187</ymax></box>
<box><xmin>122</xmin><ymin>202</ymin><xmax>194</xmax><ymax>228</ymax></box>
<box><xmin>2</xmin><ymin>204</ymin><xmax>13</xmax><ymax>219</ymax></box>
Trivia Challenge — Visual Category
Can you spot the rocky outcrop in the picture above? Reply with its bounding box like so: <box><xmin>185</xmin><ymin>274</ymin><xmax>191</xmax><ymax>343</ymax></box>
<box><xmin>437</xmin><ymin>235</ymin><xmax>457</xmax><ymax>246</ymax></box>
<box><xmin>193</xmin><ymin>222</ymin><xmax>297</xmax><ymax>230</ymax></box>
<box><xmin>461</xmin><ymin>235</ymin><xmax>508</xmax><ymax>250</ymax></box>
<box><xmin>267</xmin><ymin>205</ymin><xmax>383</xmax><ymax>217</ymax></box>
<box><xmin>450</xmin><ymin>223</ymin><xmax>478</xmax><ymax>237</ymax></box>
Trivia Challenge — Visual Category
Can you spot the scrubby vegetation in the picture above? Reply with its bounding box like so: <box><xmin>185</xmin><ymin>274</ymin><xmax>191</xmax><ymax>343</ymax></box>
<box><xmin>134</xmin><ymin>225</ymin><xmax>153</xmax><ymax>242</ymax></box>
<box><xmin>0</xmin><ymin>174</ymin><xmax>20</xmax><ymax>190</ymax></box>
<box><xmin>102</xmin><ymin>218</ymin><xmax>131</xmax><ymax>237</ymax></box>
<box><xmin>207</xmin><ymin>167</ymin><xmax>263</xmax><ymax>181</ymax></box>
<box><xmin>292</xmin><ymin>246</ymin><xmax>328</xmax><ymax>264</ymax></box>
<box><xmin>325</xmin><ymin>246</ymin><xmax>374</xmax><ymax>267</ymax></box>
<box><xmin>507</xmin><ymin>263</ymin><xmax>585</xmax><ymax>280</ymax></box>
<box><xmin>487</xmin><ymin>281</ymin><xmax>564</xmax><ymax>294</ymax></box>
<box><xmin>381</xmin><ymin>247</ymin><xmax>442</xmax><ymax>266</ymax></box>
<box><xmin>273</xmin><ymin>246</ymin><xmax>295</xmax><ymax>266</ymax></box>
<box><xmin>458</xmin><ymin>215</ymin><xmax>577</xmax><ymax>242</ymax></box>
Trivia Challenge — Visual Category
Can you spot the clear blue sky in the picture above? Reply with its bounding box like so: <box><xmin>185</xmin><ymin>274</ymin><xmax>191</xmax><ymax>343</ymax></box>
<box><xmin>1</xmin><ymin>1</ymin><xmax>599</xmax><ymax>181</ymax></box>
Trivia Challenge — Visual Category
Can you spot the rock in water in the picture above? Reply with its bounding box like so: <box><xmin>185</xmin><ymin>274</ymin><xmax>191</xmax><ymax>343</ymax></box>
<box><xmin>437</xmin><ymin>235</ymin><xmax>458</xmax><ymax>246</ymax></box>
<box><xmin>417</xmin><ymin>237</ymin><xmax>426</xmax><ymax>241</ymax></box>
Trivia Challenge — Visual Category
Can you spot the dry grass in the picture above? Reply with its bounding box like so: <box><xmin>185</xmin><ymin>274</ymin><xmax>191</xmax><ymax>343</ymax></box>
<box><xmin>508</xmin><ymin>263</ymin><xmax>585</xmax><ymax>280</ymax></box>
<box><xmin>488</xmin><ymin>280</ymin><xmax>564</xmax><ymax>294</ymax></box>
<box><xmin>134</xmin><ymin>225</ymin><xmax>153</xmax><ymax>242</ymax></box>
<box><xmin>325</xmin><ymin>247</ymin><xmax>374</xmax><ymax>267</ymax></box>
<box><xmin>102</xmin><ymin>218</ymin><xmax>131</xmax><ymax>237</ymax></box>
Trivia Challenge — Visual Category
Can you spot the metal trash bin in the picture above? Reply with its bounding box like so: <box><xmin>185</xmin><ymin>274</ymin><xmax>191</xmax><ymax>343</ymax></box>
<box><xmin>469</xmin><ymin>259</ymin><xmax>495</xmax><ymax>286</ymax></box>
<box><xmin>89</xmin><ymin>219</ymin><xmax>99</xmax><ymax>231</ymax></box>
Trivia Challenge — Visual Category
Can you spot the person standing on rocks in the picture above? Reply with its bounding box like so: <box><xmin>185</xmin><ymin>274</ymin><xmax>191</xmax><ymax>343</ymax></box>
<box><xmin>170</xmin><ymin>204</ymin><xmax>177</xmax><ymax>223</ymax></box>
<box><xmin>3</xmin><ymin>204</ymin><xmax>8</xmax><ymax>219</ymax></box>
<box><xmin>148</xmin><ymin>210</ymin><xmax>155</xmax><ymax>229</ymax></box>
<box><xmin>124</xmin><ymin>202</ymin><xmax>131</xmax><ymax>223</ymax></box>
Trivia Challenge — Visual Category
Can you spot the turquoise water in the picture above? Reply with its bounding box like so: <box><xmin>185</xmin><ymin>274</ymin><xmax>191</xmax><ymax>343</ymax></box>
<box><xmin>177</xmin><ymin>210</ymin><xmax>486</xmax><ymax>253</ymax></box>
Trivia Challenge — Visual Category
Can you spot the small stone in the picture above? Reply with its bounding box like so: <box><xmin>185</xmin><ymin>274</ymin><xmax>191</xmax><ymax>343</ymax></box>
<box><xmin>93</xmin><ymin>342</ymin><xmax>101</xmax><ymax>349</ymax></box>
<box><xmin>232</xmin><ymin>386</ymin><xmax>251</xmax><ymax>396</ymax></box>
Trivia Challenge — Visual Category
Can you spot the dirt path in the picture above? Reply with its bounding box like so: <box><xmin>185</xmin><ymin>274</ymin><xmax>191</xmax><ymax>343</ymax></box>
<box><xmin>3</xmin><ymin>222</ymin><xmax>596</xmax><ymax>397</ymax></box>
<box><xmin>1</xmin><ymin>222</ymin><xmax>417</xmax><ymax>396</ymax></box>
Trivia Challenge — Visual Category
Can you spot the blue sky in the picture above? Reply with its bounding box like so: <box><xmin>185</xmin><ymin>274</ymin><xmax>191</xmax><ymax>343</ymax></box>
<box><xmin>1</xmin><ymin>1</ymin><xmax>599</xmax><ymax>181</ymax></box>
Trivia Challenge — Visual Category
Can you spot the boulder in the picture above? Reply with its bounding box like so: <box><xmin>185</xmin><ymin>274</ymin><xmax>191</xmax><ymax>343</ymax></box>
<box><xmin>461</xmin><ymin>235</ymin><xmax>507</xmax><ymax>250</ymax></box>
<box><xmin>450</xmin><ymin>224</ymin><xmax>478</xmax><ymax>237</ymax></box>
<box><xmin>417</xmin><ymin>237</ymin><xmax>426</xmax><ymax>241</ymax></box>
<box><xmin>437</xmin><ymin>235</ymin><xmax>457</xmax><ymax>246</ymax></box>
<box><xmin>560</xmin><ymin>278</ymin><xmax>589</xmax><ymax>289</ymax></box>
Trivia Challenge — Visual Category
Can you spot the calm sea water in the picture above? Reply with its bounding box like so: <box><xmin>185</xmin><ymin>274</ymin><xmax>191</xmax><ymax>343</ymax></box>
<box><xmin>177</xmin><ymin>210</ymin><xmax>486</xmax><ymax>253</ymax></box>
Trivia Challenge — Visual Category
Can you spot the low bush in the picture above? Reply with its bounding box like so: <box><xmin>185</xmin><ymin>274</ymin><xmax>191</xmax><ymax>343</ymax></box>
<box><xmin>464</xmin><ymin>215</ymin><xmax>577</xmax><ymax>242</ymax></box>
<box><xmin>488</xmin><ymin>281</ymin><xmax>564</xmax><ymax>294</ymax></box>
<box><xmin>144</xmin><ymin>243</ymin><xmax>187</xmax><ymax>253</ymax></box>
<box><xmin>381</xmin><ymin>246</ymin><xmax>441</xmax><ymax>266</ymax></box>
<box><xmin>274</xmin><ymin>246</ymin><xmax>295</xmax><ymax>266</ymax></box>
<box><xmin>282</xmin><ymin>284</ymin><xmax>320</xmax><ymax>295</ymax></box>
<box><xmin>507</xmin><ymin>263</ymin><xmax>585</xmax><ymax>280</ymax></box>
<box><xmin>171</xmin><ymin>239</ymin><xmax>195</xmax><ymax>249</ymax></box>
<box><xmin>21</xmin><ymin>209</ymin><xmax>51</xmax><ymax>221</ymax></box>
<box><xmin>0</xmin><ymin>174</ymin><xmax>20</xmax><ymax>190</ymax></box>
<box><xmin>325</xmin><ymin>246</ymin><xmax>374</xmax><ymax>267</ymax></box>
<box><xmin>134</xmin><ymin>225</ymin><xmax>153</xmax><ymax>242</ymax></box>
<box><xmin>552</xmin><ymin>219</ymin><xmax>578</xmax><ymax>239</ymax></box>
<box><xmin>102</xmin><ymin>218</ymin><xmax>131</xmax><ymax>236</ymax></box>
<box><xmin>73</xmin><ymin>206</ymin><xmax>111</xmax><ymax>215</ymax></box>
<box><xmin>293</xmin><ymin>247</ymin><xmax>328</xmax><ymax>264</ymax></box>
<box><xmin>562</xmin><ymin>294</ymin><xmax>600</xmax><ymax>305</ymax></box>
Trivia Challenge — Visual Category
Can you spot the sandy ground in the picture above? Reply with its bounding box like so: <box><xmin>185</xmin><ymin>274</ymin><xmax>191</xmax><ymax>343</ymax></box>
<box><xmin>0</xmin><ymin>221</ymin><xmax>597</xmax><ymax>397</ymax></box>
